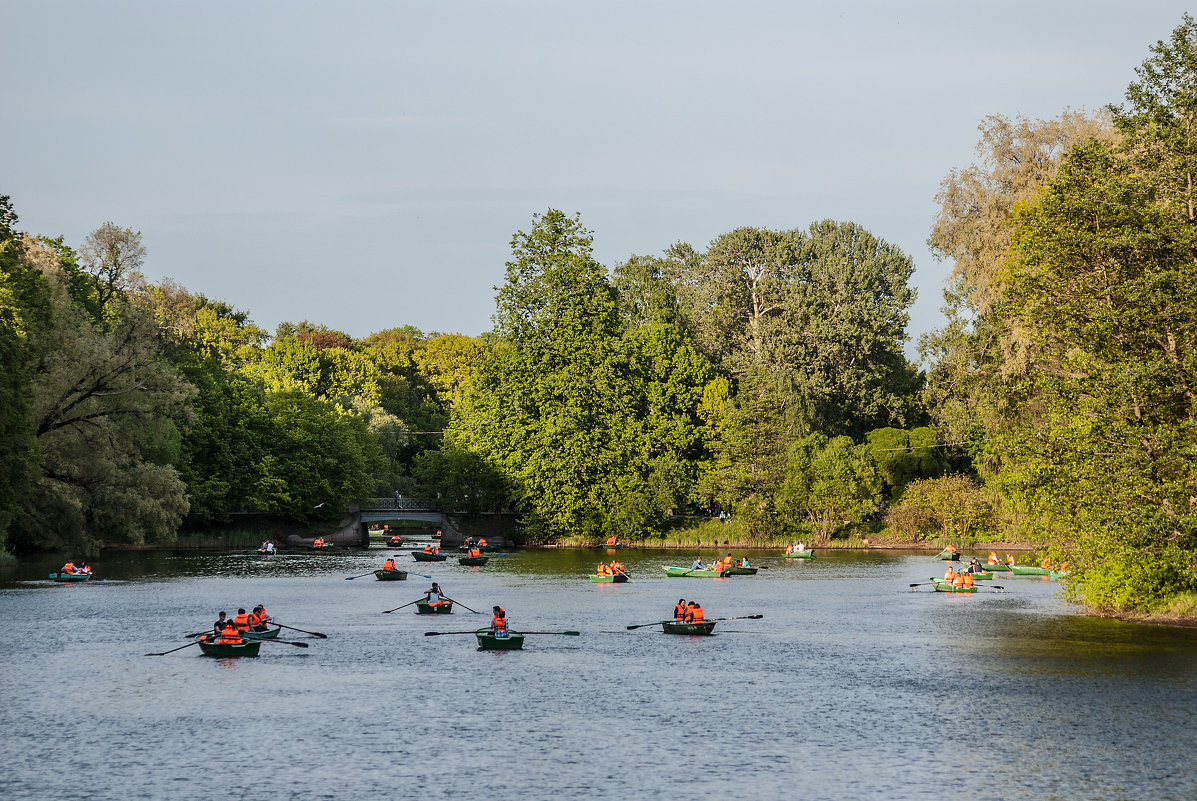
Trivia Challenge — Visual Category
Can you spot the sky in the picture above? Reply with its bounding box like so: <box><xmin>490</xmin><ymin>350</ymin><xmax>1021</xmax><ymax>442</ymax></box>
<box><xmin>3</xmin><ymin>1</ymin><xmax>1193</xmax><ymax>358</ymax></box>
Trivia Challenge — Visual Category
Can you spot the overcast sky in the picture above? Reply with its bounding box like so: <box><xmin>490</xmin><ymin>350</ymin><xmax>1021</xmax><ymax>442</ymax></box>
<box><xmin>3</xmin><ymin>1</ymin><xmax>1191</xmax><ymax>357</ymax></box>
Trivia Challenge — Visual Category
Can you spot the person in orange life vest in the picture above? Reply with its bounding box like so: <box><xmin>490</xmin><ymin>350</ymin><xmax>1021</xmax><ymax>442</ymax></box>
<box><xmin>77</xmin><ymin>562</ymin><xmax>91</xmax><ymax>574</ymax></box>
<box><xmin>424</xmin><ymin>582</ymin><xmax>444</xmax><ymax>606</ymax></box>
<box><xmin>478</xmin><ymin>538</ymin><xmax>487</xmax><ymax>547</ymax></box>
<box><xmin>468</xmin><ymin>548</ymin><xmax>481</xmax><ymax>558</ymax></box>
<box><xmin>61</xmin><ymin>561</ymin><xmax>76</xmax><ymax>574</ymax></box>
<box><xmin>424</xmin><ymin>544</ymin><xmax>432</xmax><ymax>554</ymax></box>
<box><xmin>952</xmin><ymin>573</ymin><xmax>966</xmax><ymax>588</ymax></box>
<box><xmin>595</xmin><ymin>563</ymin><xmax>607</xmax><ymax>576</ymax></box>
<box><xmin>383</xmin><ymin>557</ymin><xmax>397</xmax><ymax>571</ymax></box>
<box><xmin>234</xmin><ymin>608</ymin><xmax>251</xmax><ymax>631</ymax></box>
<box><xmin>247</xmin><ymin>608</ymin><xmax>262</xmax><ymax>629</ymax></box>
<box><xmin>674</xmin><ymin>600</ymin><xmax>687</xmax><ymax>620</ymax></box>
<box><xmin>944</xmin><ymin>566</ymin><xmax>957</xmax><ymax>582</ymax></box>
<box><xmin>1040</xmin><ymin>557</ymin><xmax>1052</xmax><ymax>569</ymax></box>
<box><xmin>1006</xmin><ymin>553</ymin><xmax>1015</xmax><ymax>566</ymax></box>
<box><xmin>988</xmin><ymin>551</ymin><xmax>999</xmax><ymax>565</ymax></box>
<box><xmin>723</xmin><ymin>554</ymin><xmax>734</xmax><ymax>569</ymax></box>
<box><xmin>250</xmin><ymin>605</ymin><xmax>270</xmax><ymax>631</ymax></box>
<box><xmin>962</xmin><ymin>573</ymin><xmax>974</xmax><ymax>588</ymax></box>
<box><xmin>213</xmin><ymin>611</ymin><xmax>229</xmax><ymax>636</ymax></box>
<box><xmin>606</xmin><ymin>536</ymin><xmax>617</xmax><ymax>546</ymax></box>
<box><xmin>685</xmin><ymin>602</ymin><xmax>704</xmax><ymax>623</ymax></box>
<box><xmin>491</xmin><ymin>606</ymin><xmax>508</xmax><ymax>636</ymax></box>
<box><xmin>216</xmin><ymin>620</ymin><xmax>242</xmax><ymax>644</ymax></box>
<box><xmin>944</xmin><ymin>544</ymin><xmax>957</xmax><ymax>553</ymax></box>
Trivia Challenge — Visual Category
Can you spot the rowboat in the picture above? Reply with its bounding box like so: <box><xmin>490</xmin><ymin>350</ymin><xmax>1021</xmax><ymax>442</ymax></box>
<box><xmin>412</xmin><ymin>551</ymin><xmax>448</xmax><ymax>562</ymax></box>
<box><xmin>936</xmin><ymin>550</ymin><xmax>961</xmax><ymax>561</ymax></box>
<box><xmin>458</xmin><ymin>556</ymin><xmax>489</xmax><ymax>566</ymax></box>
<box><xmin>589</xmin><ymin>574</ymin><xmax>629</xmax><ymax>583</ymax></box>
<box><xmin>724</xmin><ymin>565</ymin><xmax>758</xmax><ymax>575</ymax></box>
<box><xmin>242</xmin><ymin>627</ymin><xmax>281</xmax><ymax>639</ymax></box>
<box><xmin>387</xmin><ymin>537</ymin><xmax>403</xmax><ymax>547</ymax></box>
<box><xmin>1009</xmin><ymin>565</ymin><xmax>1051</xmax><ymax>576</ymax></box>
<box><xmin>308</xmin><ymin>543</ymin><xmax>336</xmax><ymax>552</ymax></box>
<box><xmin>1049</xmin><ymin>570</ymin><xmax>1071</xmax><ymax>580</ymax></box>
<box><xmin>416</xmin><ymin>601</ymin><xmax>454</xmax><ymax>614</ymax></box>
<box><xmin>984</xmin><ymin>563</ymin><xmax>1012</xmax><ymax>572</ymax></box>
<box><xmin>374</xmin><ymin>568</ymin><xmax>408</xmax><ymax>581</ymax></box>
<box><xmin>662</xmin><ymin>566</ymin><xmax>726</xmax><ymax>578</ymax></box>
<box><xmin>196</xmin><ymin>636</ymin><xmax>262</xmax><ymax>657</ymax></box>
<box><xmin>458</xmin><ymin>545</ymin><xmax>505</xmax><ymax>553</ymax></box>
<box><xmin>48</xmin><ymin>572</ymin><xmax>92</xmax><ymax>582</ymax></box>
<box><xmin>475</xmin><ymin>628</ymin><xmax>525</xmax><ymax>650</ymax></box>
<box><xmin>930</xmin><ymin>577</ymin><xmax>977</xmax><ymax>593</ymax></box>
<box><xmin>782</xmin><ymin>550</ymin><xmax>814</xmax><ymax>559</ymax></box>
<box><xmin>662</xmin><ymin>620</ymin><xmax>717</xmax><ymax>635</ymax></box>
<box><xmin>967</xmin><ymin>571</ymin><xmax>994</xmax><ymax>581</ymax></box>
<box><xmin>598</xmin><ymin>542</ymin><xmax>622</xmax><ymax>549</ymax></box>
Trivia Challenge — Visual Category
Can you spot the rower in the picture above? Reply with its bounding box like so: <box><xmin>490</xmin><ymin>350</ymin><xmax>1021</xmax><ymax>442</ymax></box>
<box><xmin>691</xmin><ymin>557</ymin><xmax>705</xmax><ymax>571</ymax></box>
<box><xmin>723</xmin><ymin>553</ymin><xmax>734</xmax><ymax>570</ymax></box>
<box><xmin>944</xmin><ymin>566</ymin><xmax>956</xmax><ymax>582</ymax></box>
<box><xmin>61</xmin><ymin>561</ymin><xmax>76</xmax><ymax>574</ymax></box>
<box><xmin>213</xmin><ymin>611</ymin><xmax>229</xmax><ymax>635</ymax></box>
<box><xmin>233</xmin><ymin>608</ymin><xmax>251</xmax><ymax>632</ymax></box>
<box><xmin>250</xmin><ymin>605</ymin><xmax>269</xmax><ymax>632</ymax></box>
<box><xmin>987</xmin><ymin>551</ymin><xmax>999</xmax><ymax>565</ymax></box>
<box><xmin>491</xmin><ymin>606</ymin><xmax>509</xmax><ymax>638</ymax></box>
<box><xmin>468</xmin><ymin>547</ymin><xmax>481</xmax><ymax>558</ymax></box>
<box><xmin>382</xmin><ymin>557</ymin><xmax>397</xmax><ymax>571</ymax></box>
<box><xmin>423</xmin><ymin>544</ymin><xmax>432</xmax><ymax>554</ymax></box>
<box><xmin>425</xmin><ymin>582</ymin><xmax>445</xmax><ymax>607</ymax></box>
<box><xmin>255</xmin><ymin>604</ymin><xmax>272</xmax><ymax>628</ymax></box>
<box><xmin>674</xmin><ymin>599</ymin><xmax>687</xmax><ymax>620</ymax></box>
<box><xmin>1006</xmin><ymin>554</ymin><xmax>1015</xmax><ymax>566</ymax></box>
<box><xmin>606</xmin><ymin>536</ymin><xmax>617</xmax><ymax>547</ymax></box>
<box><xmin>313</xmin><ymin>537</ymin><xmax>325</xmax><ymax>548</ymax></box>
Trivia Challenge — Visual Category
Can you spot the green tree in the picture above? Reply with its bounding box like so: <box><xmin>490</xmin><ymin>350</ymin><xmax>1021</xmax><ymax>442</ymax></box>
<box><xmin>781</xmin><ymin>433</ymin><xmax>882</xmax><ymax>542</ymax></box>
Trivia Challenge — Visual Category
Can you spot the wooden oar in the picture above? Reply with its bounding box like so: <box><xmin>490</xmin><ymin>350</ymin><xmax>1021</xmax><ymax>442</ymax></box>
<box><xmin>442</xmin><ymin>596</ymin><xmax>483</xmax><ymax>614</ymax></box>
<box><xmin>519</xmin><ymin>631</ymin><xmax>581</xmax><ymax>636</ymax></box>
<box><xmin>382</xmin><ymin>599</ymin><xmax>423</xmax><ymax>614</ymax></box>
<box><xmin>146</xmin><ymin>640</ymin><xmax>204</xmax><ymax>656</ymax></box>
<box><xmin>249</xmin><ymin>636</ymin><xmax>309</xmax><ymax>648</ymax></box>
<box><xmin>626</xmin><ymin>620</ymin><xmax>672</xmax><ymax>630</ymax></box>
<box><xmin>614</xmin><ymin>570</ymin><xmax>634</xmax><ymax>582</ymax></box>
<box><xmin>344</xmin><ymin>572</ymin><xmax>377</xmax><ymax>580</ymax></box>
<box><xmin>424</xmin><ymin>630</ymin><xmax>487</xmax><ymax>636</ymax></box>
<box><xmin>705</xmin><ymin>614</ymin><xmax>763</xmax><ymax>622</ymax></box>
<box><xmin>271</xmin><ymin>622</ymin><xmax>328</xmax><ymax>638</ymax></box>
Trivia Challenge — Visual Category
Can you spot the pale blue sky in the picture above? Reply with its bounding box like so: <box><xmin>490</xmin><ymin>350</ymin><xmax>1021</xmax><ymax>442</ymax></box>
<box><xmin>3</xmin><ymin>1</ymin><xmax>1191</xmax><ymax>356</ymax></box>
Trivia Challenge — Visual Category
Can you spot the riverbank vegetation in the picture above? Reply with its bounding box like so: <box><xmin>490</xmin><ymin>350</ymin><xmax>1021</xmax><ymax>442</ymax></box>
<box><xmin>1</xmin><ymin>17</ymin><xmax>1195</xmax><ymax>616</ymax></box>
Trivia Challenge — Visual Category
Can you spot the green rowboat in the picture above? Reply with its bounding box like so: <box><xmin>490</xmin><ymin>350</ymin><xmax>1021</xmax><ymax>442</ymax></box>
<box><xmin>374</xmin><ymin>568</ymin><xmax>408</xmax><ymax>581</ymax></box>
<box><xmin>416</xmin><ymin>601</ymin><xmax>454</xmax><ymax>614</ymax></box>
<box><xmin>458</xmin><ymin>556</ymin><xmax>490</xmax><ymax>566</ymax></box>
<box><xmin>1049</xmin><ymin>570</ymin><xmax>1071</xmax><ymax>580</ymax></box>
<box><xmin>475</xmin><ymin>628</ymin><xmax>525</xmax><ymax>650</ymax></box>
<box><xmin>196</xmin><ymin>636</ymin><xmax>262</xmax><ymax>657</ymax></box>
<box><xmin>661</xmin><ymin>620</ymin><xmax>717</xmax><ymax>635</ymax></box>
<box><xmin>984</xmin><ymin>563</ymin><xmax>1012</xmax><ymax>572</ymax></box>
<box><xmin>662</xmin><ymin>566</ymin><xmax>726</xmax><ymax>578</ymax></box>
<box><xmin>936</xmin><ymin>550</ymin><xmax>962</xmax><ymax>561</ymax></box>
<box><xmin>783</xmin><ymin>550</ymin><xmax>814</xmax><ymax>559</ymax></box>
<box><xmin>411</xmin><ymin>551</ymin><xmax>448</xmax><ymax>562</ymax></box>
<box><xmin>589</xmin><ymin>574</ymin><xmax>629</xmax><ymax>583</ymax></box>
<box><xmin>1009</xmin><ymin>565</ymin><xmax>1051</xmax><ymax>576</ymax></box>
<box><xmin>48</xmin><ymin>572</ymin><xmax>92</xmax><ymax>582</ymax></box>
<box><xmin>967</xmin><ymin>571</ymin><xmax>994</xmax><ymax>581</ymax></box>
<box><xmin>930</xmin><ymin>577</ymin><xmax>977</xmax><ymax>593</ymax></box>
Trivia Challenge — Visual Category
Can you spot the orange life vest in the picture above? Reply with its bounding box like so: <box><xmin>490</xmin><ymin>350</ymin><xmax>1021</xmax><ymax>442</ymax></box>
<box><xmin>1007</xmin><ymin>554</ymin><xmax>1015</xmax><ymax>565</ymax></box>
<box><xmin>963</xmin><ymin>574</ymin><xmax>974</xmax><ymax>588</ymax></box>
<box><xmin>234</xmin><ymin>612</ymin><xmax>250</xmax><ymax>631</ymax></box>
<box><xmin>988</xmin><ymin>551</ymin><xmax>999</xmax><ymax>565</ymax></box>
<box><xmin>674</xmin><ymin>603</ymin><xmax>686</xmax><ymax>620</ymax></box>
<box><xmin>492</xmin><ymin>611</ymin><xmax>507</xmax><ymax>632</ymax></box>
<box><xmin>62</xmin><ymin>562</ymin><xmax>76</xmax><ymax>573</ymax></box>
<box><xmin>1041</xmin><ymin>558</ymin><xmax>1051</xmax><ymax>569</ymax></box>
<box><xmin>689</xmin><ymin>605</ymin><xmax>705</xmax><ymax>622</ymax></box>
<box><xmin>469</xmin><ymin>549</ymin><xmax>480</xmax><ymax>558</ymax></box>
<box><xmin>217</xmin><ymin>624</ymin><xmax>241</xmax><ymax>644</ymax></box>
<box><xmin>247</xmin><ymin>612</ymin><xmax>262</xmax><ymax>627</ymax></box>
<box><xmin>724</xmin><ymin>556</ymin><xmax>733</xmax><ymax>568</ymax></box>
<box><xmin>424</xmin><ymin>545</ymin><xmax>432</xmax><ymax>553</ymax></box>
<box><xmin>606</xmin><ymin>537</ymin><xmax>616</xmax><ymax>546</ymax></box>
<box><xmin>383</xmin><ymin>559</ymin><xmax>396</xmax><ymax>571</ymax></box>
<box><xmin>478</xmin><ymin>539</ymin><xmax>487</xmax><ymax>546</ymax></box>
<box><xmin>944</xmin><ymin>567</ymin><xmax>956</xmax><ymax>581</ymax></box>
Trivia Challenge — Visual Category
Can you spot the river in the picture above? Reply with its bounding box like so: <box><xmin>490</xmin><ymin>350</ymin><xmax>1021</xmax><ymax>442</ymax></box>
<box><xmin>2</xmin><ymin>545</ymin><xmax>1194</xmax><ymax>801</ymax></box>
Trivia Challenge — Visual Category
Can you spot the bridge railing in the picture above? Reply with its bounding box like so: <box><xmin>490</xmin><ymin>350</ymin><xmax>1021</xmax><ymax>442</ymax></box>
<box><xmin>361</xmin><ymin>497</ymin><xmax>443</xmax><ymax>512</ymax></box>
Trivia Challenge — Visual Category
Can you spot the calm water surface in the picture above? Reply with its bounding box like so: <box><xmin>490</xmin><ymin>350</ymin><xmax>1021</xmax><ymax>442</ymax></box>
<box><xmin>2</xmin><ymin>545</ymin><xmax>1195</xmax><ymax>801</ymax></box>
